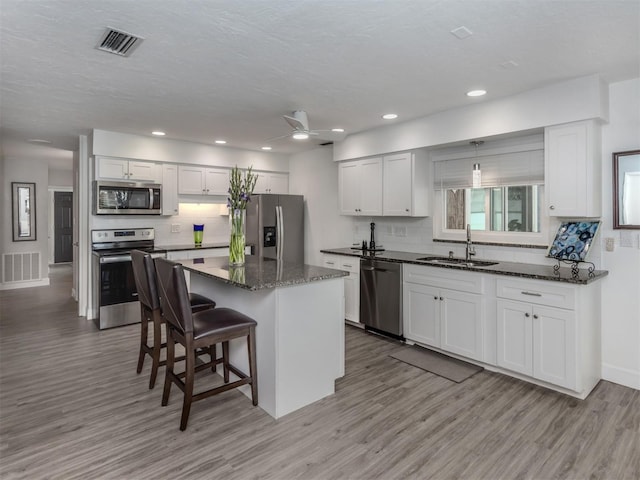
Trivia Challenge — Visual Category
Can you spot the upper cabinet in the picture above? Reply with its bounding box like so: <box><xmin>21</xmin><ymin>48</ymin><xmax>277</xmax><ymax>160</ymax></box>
<box><xmin>339</xmin><ymin>157</ymin><xmax>383</xmax><ymax>216</ymax></box>
<box><xmin>254</xmin><ymin>172</ymin><xmax>289</xmax><ymax>194</ymax></box>
<box><xmin>161</xmin><ymin>164</ymin><xmax>179</xmax><ymax>216</ymax></box>
<box><xmin>382</xmin><ymin>151</ymin><xmax>429</xmax><ymax>216</ymax></box>
<box><xmin>178</xmin><ymin>166</ymin><xmax>229</xmax><ymax>195</ymax></box>
<box><xmin>339</xmin><ymin>151</ymin><xmax>430</xmax><ymax>217</ymax></box>
<box><xmin>96</xmin><ymin>157</ymin><xmax>161</xmax><ymax>183</ymax></box>
<box><xmin>545</xmin><ymin>120</ymin><xmax>601</xmax><ymax>217</ymax></box>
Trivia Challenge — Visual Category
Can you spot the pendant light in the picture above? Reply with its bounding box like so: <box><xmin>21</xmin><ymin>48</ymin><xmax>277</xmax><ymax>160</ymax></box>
<box><xmin>470</xmin><ymin>140</ymin><xmax>484</xmax><ymax>188</ymax></box>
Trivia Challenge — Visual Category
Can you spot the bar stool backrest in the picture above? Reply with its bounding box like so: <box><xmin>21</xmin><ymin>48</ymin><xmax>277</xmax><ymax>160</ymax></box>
<box><xmin>154</xmin><ymin>257</ymin><xmax>194</xmax><ymax>334</ymax></box>
<box><xmin>131</xmin><ymin>250</ymin><xmax>160</xmax><ymax>311</ymax></box>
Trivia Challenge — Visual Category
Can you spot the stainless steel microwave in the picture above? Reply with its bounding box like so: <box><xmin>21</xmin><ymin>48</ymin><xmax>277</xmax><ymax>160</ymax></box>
<box><xmin>93</xmin><ymin>181</ymin><xmax>162</xmax><ymax>215</ymax></box>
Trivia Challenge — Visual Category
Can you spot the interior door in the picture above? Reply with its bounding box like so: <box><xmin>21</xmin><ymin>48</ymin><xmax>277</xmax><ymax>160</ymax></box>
<box><xmin>54</xmin><ymin>191</ymin><xmax>73</xmax><ymax>263</ymax></box>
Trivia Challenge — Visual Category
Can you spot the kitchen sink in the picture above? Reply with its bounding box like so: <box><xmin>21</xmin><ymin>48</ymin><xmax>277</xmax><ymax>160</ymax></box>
<box><xmin>415</xmin><ymin>256</ymin><xmax>499</xmax><ymax>267</ymax></box>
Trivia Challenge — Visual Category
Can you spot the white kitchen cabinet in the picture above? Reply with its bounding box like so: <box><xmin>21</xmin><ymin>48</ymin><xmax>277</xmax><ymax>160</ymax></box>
<box><xmin>338</xmin><ymin>157</ymin><xmax>383</xmax><ymax>216</ymax></box>
<box><xmin>403</xmin><ymin>265</ymin><xmax>484</xmax><ymax>362</ymax></box>
<box><xmin>254</xmin><ymin>172</ymin><xmax>289</xmax><ymax>194</ymax></box>
<box><xmin>178</xmin><ymin>166</ymin><xmax>229</xmax><ymax>195</ymax></box>
<box><xmin>96</xmin><ymin>156</ymin><xmax>161</xmax><ymax>183</ymax></box>
<box><xmin>545</xmin><ymin>120</ymin><xmax>601</xmax><ymax>217</ymax></box>
<box><xmin>496</xmin><ymin>277</ymin><xmax>599</xmax><ymax>396</ymax></box>
<box><xmin>323</xmin><ymin>254</ymin><xmax>360</xmax><ymax>323</ymax></box>
<box><xmin>161</xmin><ymin>164</ymin><xmax>179</xmax><ymax>216</ymax></box>
<box><xmin>382</xmin><ymin>151</ymin><xmax>430</xmax><ymax>217</ymax></box>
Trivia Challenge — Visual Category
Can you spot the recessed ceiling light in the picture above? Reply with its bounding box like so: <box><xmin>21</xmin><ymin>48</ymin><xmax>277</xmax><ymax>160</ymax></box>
<box><xmin>331</xmin><ymin>128</ymin><xmax>345</xmax><ymax>133</ymax></box>
<box><xmin>261</xmin><ymin>146</ymin><xmax>272</xmax><ymax>151</ymax></box>
<box><xmin>215</xmin><ymin>140</ymin><xmax>227</xmax><ymax>144</ymax></box>
<box><xmin>292</xmin><ymin>132</ymin><xmax>309</xmax><ymax>140</ymax></box>
<box><xmin>27</xmin><ymin>138</ymin><xmax>52</xmax><ymax>144</ymax></box>
<box><xmin>382</xmin><ymin>113</ymin><xmax>398</xmax><ymax>120</ymax></box>
<box><xmin>466</xmin><ymin>90</ymin><xmax>487</xmax><ymax>97</ymax></box>
<box><xmin>152</xmin><ymin>131</ymin><xmax>165</xmax><ymax>136</ymax></box>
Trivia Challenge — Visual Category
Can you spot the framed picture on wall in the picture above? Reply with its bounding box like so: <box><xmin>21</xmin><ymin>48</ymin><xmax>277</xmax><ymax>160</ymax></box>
<box><xmin>12</xmin><ymin>182</ymin><xmax>37</xmax><ymax>241</ymax></box>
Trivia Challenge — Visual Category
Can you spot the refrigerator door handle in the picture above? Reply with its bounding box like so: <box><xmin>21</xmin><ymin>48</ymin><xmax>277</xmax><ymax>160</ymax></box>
<box><xmin>277</xmin><ymin>205</ymin><xmax>284</xmax><ymax>260</ymax></box>
<box><xmin>276</xmin><ymin>205</ymin><xmax>282</xmax><ymax>260</ymax></box>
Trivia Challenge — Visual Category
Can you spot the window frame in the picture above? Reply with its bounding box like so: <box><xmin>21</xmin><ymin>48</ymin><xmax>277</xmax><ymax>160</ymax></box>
<box><xmin>433</xmin><ymin>184</ymin><xmax>550</xmax><ymax>246</ymax></box>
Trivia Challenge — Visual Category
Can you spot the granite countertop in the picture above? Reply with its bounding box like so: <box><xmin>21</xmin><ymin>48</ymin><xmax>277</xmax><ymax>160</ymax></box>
<box><xmin>320</xmin><ymin>247</ymin><xmax>609</xmax><ymax>285</ymax></box>
<box><xmin>180</xmin><ymin>255</ymin><xmax>349</xmax><ymax>291</ymax></box>
<box><xmin>156</xmin><ymin>242</ymin><xmax>231</xmax><ymax>252</ymax></box>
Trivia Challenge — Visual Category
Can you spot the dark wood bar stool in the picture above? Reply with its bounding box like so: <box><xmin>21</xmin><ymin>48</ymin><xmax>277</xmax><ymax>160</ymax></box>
<box><xmin>131</xmin><ymin>250</ymin><xmax>216</xmax><ymax>389</ymax></box>
<box><xmin>154</xmin><ymin>257</ymin><xmax>258</xmax><ymax>431</ymax></box>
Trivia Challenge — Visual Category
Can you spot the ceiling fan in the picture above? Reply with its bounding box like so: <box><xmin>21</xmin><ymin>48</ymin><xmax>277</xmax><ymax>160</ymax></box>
<box><xmin>267</xmin><ymin>110</ymin><xmax>347</xmax><ymax>143</ymax></box>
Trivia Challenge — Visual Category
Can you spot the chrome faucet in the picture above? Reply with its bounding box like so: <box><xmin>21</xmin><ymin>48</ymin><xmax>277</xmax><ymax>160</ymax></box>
<box><xmin>465</xmin><ymin>224</ymin><xmax>476</xmax><ymax>262</ymax></box>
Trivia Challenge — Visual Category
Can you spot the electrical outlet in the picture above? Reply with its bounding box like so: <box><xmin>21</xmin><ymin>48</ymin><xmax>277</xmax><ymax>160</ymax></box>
<box><xmin>605</xmin><ymin>237</ymin><xmax>615</xmax><ymax>252</ymax></box>
<box><xmin>171</xmin><ymin>223</ymin><xmax>181</xmax><ymax>233</ymax></box>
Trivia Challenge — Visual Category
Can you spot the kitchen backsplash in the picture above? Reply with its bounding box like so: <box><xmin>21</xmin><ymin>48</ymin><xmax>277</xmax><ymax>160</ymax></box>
<box><xmin>350</xmin><ymin>217</ymin><xmax>602</xmax><ymax>268</ymax></box>
<box><xmin>90</xmin><ymin>203</ymin><xmax>231</xmax><ymax>246</ymax></box>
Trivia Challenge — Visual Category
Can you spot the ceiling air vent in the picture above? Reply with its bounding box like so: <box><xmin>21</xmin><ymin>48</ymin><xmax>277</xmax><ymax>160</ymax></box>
<box><xmin>96</xmin><ymin>27</ymin><xmax>144</xmax><ymax>57</ymax></box>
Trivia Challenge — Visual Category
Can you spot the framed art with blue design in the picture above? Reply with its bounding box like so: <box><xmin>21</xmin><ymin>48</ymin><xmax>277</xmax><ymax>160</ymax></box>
<box><xmin>547</xmin><ymin>221</ymin><xmax>601</xmax><ymax>261</ymax></box>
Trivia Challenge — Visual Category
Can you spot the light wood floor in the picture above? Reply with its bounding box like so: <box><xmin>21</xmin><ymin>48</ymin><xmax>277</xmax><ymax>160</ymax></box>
<box><xmin>1</xmin><ymin>266</ymin><xmax>638</xmax><ymax>480</ymax></box>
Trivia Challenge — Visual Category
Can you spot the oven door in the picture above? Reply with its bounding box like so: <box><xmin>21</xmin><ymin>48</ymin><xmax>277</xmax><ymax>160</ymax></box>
<box><xmin>99</xmin><ymin>256</ymin><xmax>138</xmax><ymax>306</ymax></box>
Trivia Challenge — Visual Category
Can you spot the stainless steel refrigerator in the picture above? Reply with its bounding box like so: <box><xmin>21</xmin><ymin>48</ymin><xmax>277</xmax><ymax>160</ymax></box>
<box><xmin>246</xmin><ymin>194</ymin><xmax>304</xmax><ymax>263</ymax></box>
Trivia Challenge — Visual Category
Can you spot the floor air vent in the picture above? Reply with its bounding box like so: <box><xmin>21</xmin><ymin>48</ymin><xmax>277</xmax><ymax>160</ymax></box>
<box><xmin>96</xmin><ymin>27</ymin><xmax>144</xmax><ymax>57</ymax></box>
<box><xmin>2</xmin><ymin>252</ymin><xmax>41</xmax><ymax>283</ymax></box>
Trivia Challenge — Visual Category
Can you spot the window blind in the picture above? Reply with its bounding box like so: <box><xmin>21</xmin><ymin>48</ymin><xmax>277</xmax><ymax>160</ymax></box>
<box><xmin>433</xmin><ymin>148</ymin><xmax>544</xmax><ymax>189</ymax></box>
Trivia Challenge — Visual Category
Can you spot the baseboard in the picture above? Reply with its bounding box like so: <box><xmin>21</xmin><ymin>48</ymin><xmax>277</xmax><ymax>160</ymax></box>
<box><xmin>602</xmin><ymin>363</ymin><xmax>640</xmax><ymax>390</ymax></box>
<box><xmin>0</xmin><ymin>278</ymin><xmax>50</xmax><ymax>290</ymax></box>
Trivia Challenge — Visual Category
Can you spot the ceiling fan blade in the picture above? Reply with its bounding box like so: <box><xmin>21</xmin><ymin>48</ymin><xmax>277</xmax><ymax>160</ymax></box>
<box><xmin>311</xmin><ymin>130</ymin><xmax>347</xmax><ymax>142</ymax></box>
<box><xmin>264</xmin><ymin>133</ymin><xmax>294</xmax><ymax>142</ymax></box>
<box><xmin>283</xmin><ymin>115</ymin><xmax>306</xmax><ymax>131</ymax></box>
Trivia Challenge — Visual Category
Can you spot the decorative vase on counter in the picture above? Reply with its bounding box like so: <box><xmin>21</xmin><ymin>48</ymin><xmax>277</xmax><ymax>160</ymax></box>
<box><xmin>193</xmin><ymin>224</ymin><xmax>204</xmax><ymax>246</ymax></box>
<box><xmin>229</xmin><ymin>209</ymin><xmax>246</xmax><ymax>266</ymax></box>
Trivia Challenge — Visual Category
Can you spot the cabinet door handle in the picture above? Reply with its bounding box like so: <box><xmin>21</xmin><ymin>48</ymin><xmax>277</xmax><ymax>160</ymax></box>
<box><xmin>434</xmin><ymin>296</ymin><xmax>438</xmax><ymax>300</ymax></box>
<box><xmin>326</xmin><ymin>262</ymin><xmax>335</xmax><ymax>265</ymax></box>
<box><xmin>525</xmin><ymin>312</ymin><xmax>530</xmax><ymax>317</ymax></box>
<box><xmin>549</xmin><ymin>205</ymin><xmax>555</xmax><ymax>210</ymax></box>
<box><xmin>533</xmin><ymin>314</ymin><xmax>539</xmax><ymax>319</ymax></box>
<box><xmin>439</xmin><ymin>297</ymin><xmax>444</xmax><ymax>301</ymax></box>
<box><xmin>405</xmin><ymin>208</ymin><xmax>409</xmax><ymax>212</ymax></box>
<box><xmin>521</xmin><ymin>291</ymin><xmax>542</xmax><ymax>297</ymax></box>
<box><xmin>343</xmin><ymin>264</ymin><xmax>353</xmax><ymax>268</ymax></box>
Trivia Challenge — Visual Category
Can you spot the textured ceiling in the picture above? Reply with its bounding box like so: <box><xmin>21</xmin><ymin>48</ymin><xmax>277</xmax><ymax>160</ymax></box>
<box><xmin>1</xmin><ymin>0</ymin><xmax>639</xmax><ymax>169</ymax></box>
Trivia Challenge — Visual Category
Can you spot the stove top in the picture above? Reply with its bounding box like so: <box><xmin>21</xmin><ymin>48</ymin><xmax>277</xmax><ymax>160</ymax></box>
<box><xmin>92</xmin><ymin>246</ymin><xmax>167</xmax><ymax>257</ymax></box>
<box><xmin>91</xmin><ymin>228</ymin><xmax>162</xmax><ymax>257</ymax></box>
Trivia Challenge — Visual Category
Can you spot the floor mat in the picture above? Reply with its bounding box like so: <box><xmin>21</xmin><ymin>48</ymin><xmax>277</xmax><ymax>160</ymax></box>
<box><xmin>390</xmin><ymin>345</ymin><xmax>483</xmax><ymax>383</ymax></box>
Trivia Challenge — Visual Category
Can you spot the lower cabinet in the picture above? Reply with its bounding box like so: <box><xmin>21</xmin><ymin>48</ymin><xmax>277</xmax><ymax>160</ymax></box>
<box><xmin>403</xmin><ymin>265</ymin><xmax>484</xmax><ymax>362</ymax></box>
<box><xmin>496</xmin><ymin>277</ymin><xmax>598</xmax><ymax>395</ymax></box>
<box><xmin>323</xmin><ymin>254</ymin><xmax>360</xmax><ymax>323</ymax></box>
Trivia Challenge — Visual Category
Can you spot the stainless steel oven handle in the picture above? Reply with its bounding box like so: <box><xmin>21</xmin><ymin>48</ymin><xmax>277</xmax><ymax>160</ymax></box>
<box><xmin>99</xmin><ymin>255</ymin><xmax>132</xmax><ymax>264</ymax></box>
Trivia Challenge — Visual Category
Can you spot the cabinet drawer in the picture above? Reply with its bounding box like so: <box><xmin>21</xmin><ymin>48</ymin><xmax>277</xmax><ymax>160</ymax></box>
<box><xmin>496</xmin><ymin>278</ymin><xmax>575</xmax><ymax>310</ymax></box>
<box><xmin>323</xmin><ymin>254</ymin><xmax>359</xmax><ymax>273</ymax></box>
<box><xmin>404</xmin><ymin>264</ymin><xmax>484</xmax><ymax>294</ymax></box>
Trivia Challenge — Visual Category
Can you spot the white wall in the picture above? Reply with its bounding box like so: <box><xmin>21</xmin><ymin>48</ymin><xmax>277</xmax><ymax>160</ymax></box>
<box><xmin>93</xmin><ymin>129</ymin><xmax>290</xmax><ymax>172</ymax></box>
<box><xmin>600</xmin><ymin>77</ymin><xmax>640</xmax><ymax>390</ymax></box>
<box><xmin>334</xmin><ymin>75</ymin><xmax>609</xmax><ymax>160</ymax></box>
<box><xmin>288</xmin><ymin>147</ymin><xmax>352</xmax><ymax>267</ymax></box>
<box><xmin>1</xmin><ymin>157</ymin><xmax>50</xmax><ymax>287</ymax></box>
<box><xmin>48</xmin><ymin>168</ymin><xmax>73</xmax><ymax>187</ymax></box>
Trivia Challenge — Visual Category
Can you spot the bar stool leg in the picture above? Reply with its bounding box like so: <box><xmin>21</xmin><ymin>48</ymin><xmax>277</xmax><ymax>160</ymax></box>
<box><xmin>222</xmin><ymin>341</ymin><xmax>230</xmax><ymax>383</ymax></box>
<box><xmin>180</xmin><ymin>346</ymin><xmax>195</xmax><ymax>431</ymax></box>
<box><xmin>248</xmin><ymin>326</ymin><xmax>258</xmax><ymax>406</ymax></box>
<box><xmin>162</xmin><ymin>332</ymin><xmax>175</xmax><ymax>407</ymax></box>
<box><xmin>136</xmin><ymin>305</ymin><xmax>148</xmax><ymax>374</ymax></box>
<box><xmin>149</xmin><ymin>310</ymin><xmax>163</xmax><ymax>389</ymax></box>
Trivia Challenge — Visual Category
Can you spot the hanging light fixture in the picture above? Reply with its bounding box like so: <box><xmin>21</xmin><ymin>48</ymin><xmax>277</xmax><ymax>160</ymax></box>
<box><xmin>470</xmin><ymin>140</ymin><xmax>484</xmax><ymax>188</ymax></box>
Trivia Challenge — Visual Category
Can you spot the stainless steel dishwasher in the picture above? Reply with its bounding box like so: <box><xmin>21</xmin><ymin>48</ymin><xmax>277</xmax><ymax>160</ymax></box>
<box><xmin>360</xmin><ymin>258</ymin><xmax>403</xmax><ymax>338</ymax></box>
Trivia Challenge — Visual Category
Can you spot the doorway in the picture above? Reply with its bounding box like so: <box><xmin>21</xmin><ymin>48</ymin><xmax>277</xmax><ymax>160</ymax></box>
<box><xmin>54</xmin><ymin>191</ymin><xmax>73</xmax><ymax>263</ymax></box>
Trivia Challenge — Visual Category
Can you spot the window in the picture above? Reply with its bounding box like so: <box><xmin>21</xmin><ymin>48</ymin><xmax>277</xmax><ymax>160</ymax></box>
<box><xmin>445</xmin><ymin>185</ymin><xmax>541</xmax><ymax>233</ymax></box>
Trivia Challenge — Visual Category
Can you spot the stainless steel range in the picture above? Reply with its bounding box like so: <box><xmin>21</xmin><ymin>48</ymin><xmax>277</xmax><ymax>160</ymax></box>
<box><xmin>91</xmin><ymin>228</ymin><xmax>166</xmax><ymax>329</ymax></box>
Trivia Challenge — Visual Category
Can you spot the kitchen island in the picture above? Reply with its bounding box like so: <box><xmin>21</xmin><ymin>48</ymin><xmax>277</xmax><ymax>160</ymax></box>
<box><xmin>181</xmin><ymin>256</ymin><xmax>348</xmax><ymax>419</ymax></box>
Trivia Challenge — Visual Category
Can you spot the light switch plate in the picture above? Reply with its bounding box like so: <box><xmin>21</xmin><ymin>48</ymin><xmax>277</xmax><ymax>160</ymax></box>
<box><xmin>605</xmin><ymin>237</ymin><xmax>615</xmax><ymax>252</ymax></box>
<box><xmin>620</xmin><ymin>231</ymin><xmax>634</xmax><ymax>248</ymax></box>
<box><xmin>171</xmin><ymin>223</ymin><xmax>181</xmax><ymax>233</ymax></box>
